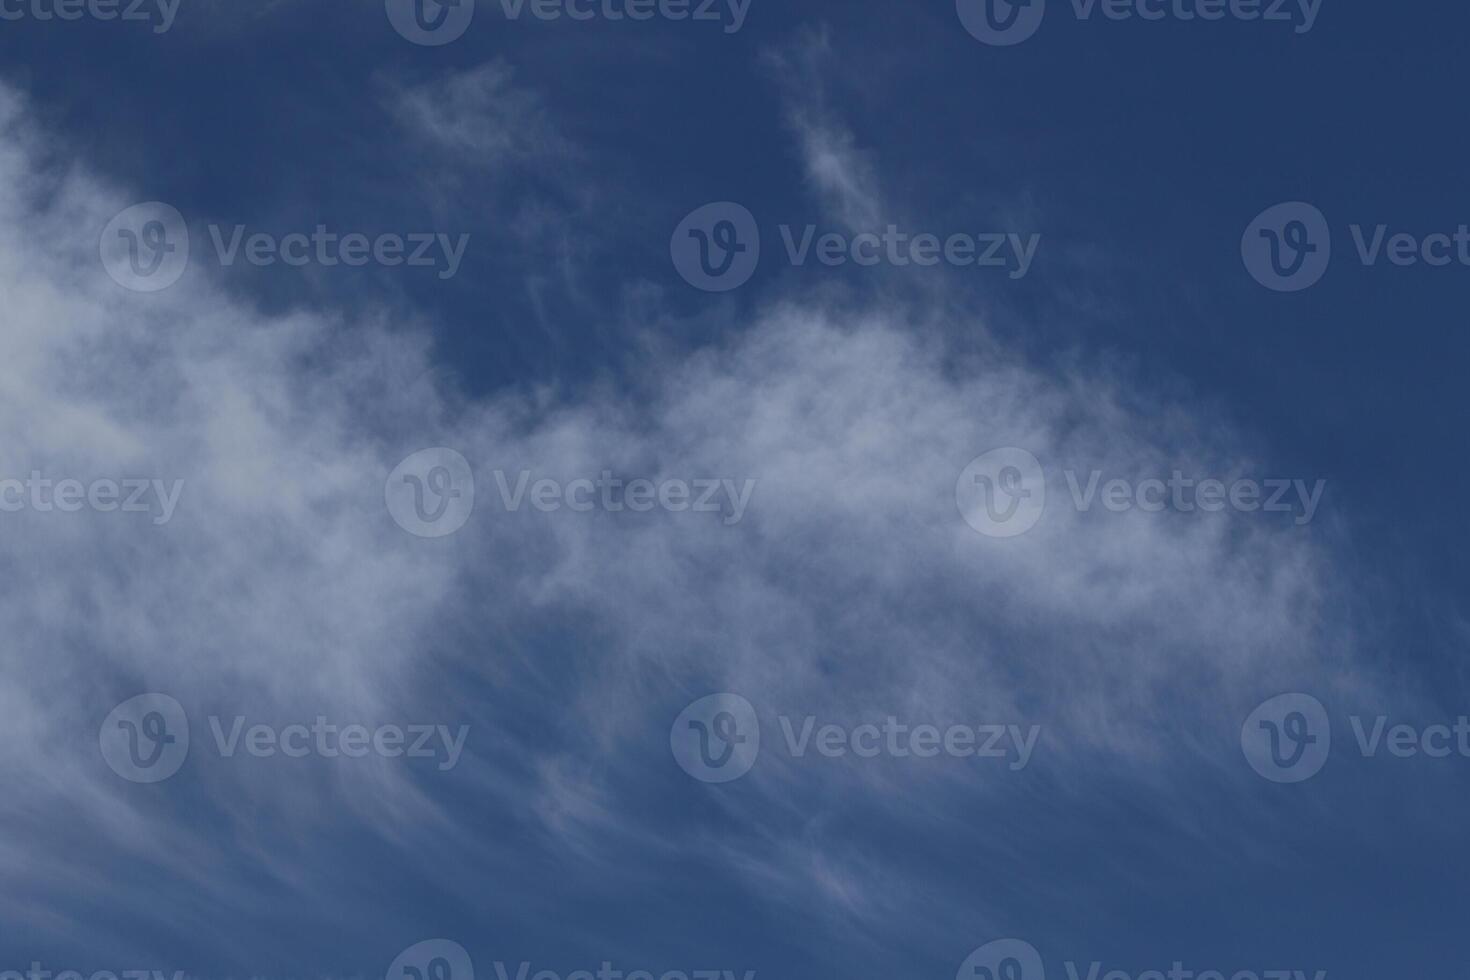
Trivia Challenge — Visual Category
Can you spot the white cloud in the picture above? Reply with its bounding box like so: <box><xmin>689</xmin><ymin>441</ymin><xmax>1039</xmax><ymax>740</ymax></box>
<box><xmin>0</xmin><ymin>75</ymin><xmax>1369</xmax><ymax>962</ymax></box>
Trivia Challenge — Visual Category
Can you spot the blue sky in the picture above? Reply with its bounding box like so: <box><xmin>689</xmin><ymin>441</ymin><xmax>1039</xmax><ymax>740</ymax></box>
<box><xmin>1</xmin><ymin>1</ymin><xmax>1468</xmax><ymax>979</ymax></box>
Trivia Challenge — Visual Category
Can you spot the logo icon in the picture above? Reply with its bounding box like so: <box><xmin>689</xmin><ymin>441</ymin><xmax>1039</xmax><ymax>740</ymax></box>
<box><xmin>388</xmin><ymin>940</ymin><xmax>474</xmax><ymax>980</ymax></box>
<box><xmin>1241</xmin><ymin>693</ymin><xmax>1331</xmax><ymax>783</ymax></box>
<box><xmin>957</xmin><ymin>0</ymin><xmax>1046</xmax><ymax>46</ymax></box>
<box><xmin>958</xmin><ymin>939</ymin><xmax>1046</xmax><ymax>980</ymax></box>
<box><xmin>386</xmin><ymin>448</ymin><xmax>476</xmax><ymax>538</ymax></box>
<box><xmin>99</xmin><ymin>202</ymin><xmax>190</xmax><ymax>292</ymax></box>
<box><xmin>671</xmin><ymin>693</ymin><xmax>760</xmax><ymax>783</ymax></box>
<box><xmin>1242</xmin><ymin>202</ymin><xmax>1331</xmax><ymax>292</ymax></box>
<box><xmin>671</xmin><ymin>202</ymin><xmax>761</xmax><ymax>292</ymax></box>
<box><xmin>386</xmin><ymin>0</ymin><xmax>475</xmax><ymax>45</ymax></box>
<box><xmin>956</xmin><ymin>448</ymin><xmax>1046</xmax><ymax>538</ymax></box>
<box><xmin>99</xmin><ymin>693</ymin><xmax>190</xmax><ymax>783</ymax></box>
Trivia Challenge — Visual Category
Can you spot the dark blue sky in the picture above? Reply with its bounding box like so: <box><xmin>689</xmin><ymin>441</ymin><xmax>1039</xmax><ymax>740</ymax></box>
<box><xmin>2</xmin><ymin>2</ymin><xmax>1467</xmax><ymax>979</ymax></box>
